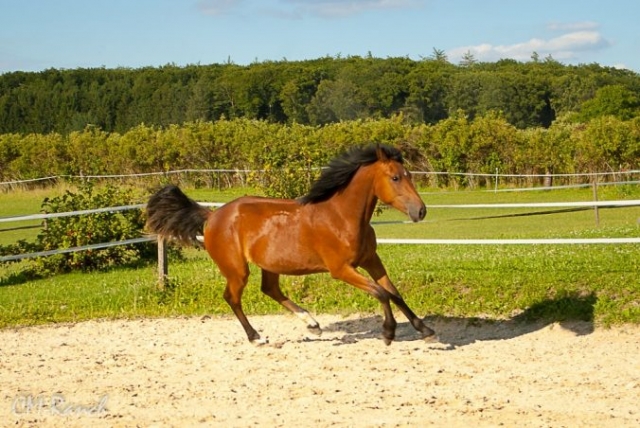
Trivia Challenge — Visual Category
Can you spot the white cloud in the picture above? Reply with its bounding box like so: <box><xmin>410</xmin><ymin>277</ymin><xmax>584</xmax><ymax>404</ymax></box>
<box><xmin>448</xmin><ymin>27</ymin><xmax>611</xmax><ymax>64</ymax></box>
<box><xmin>547</xmin><ymin>21</ymin><xmax>599</xmax><ymax>32</ymax></box>
<box><xmin>550</xmin><ymin>31</ymin><xmax>609</xmax><ymax>51</ymax></box>
<box><xmin>613</xmin><ymin>63</ymin><xmax>631</xmax><ymax>70</ymax></box>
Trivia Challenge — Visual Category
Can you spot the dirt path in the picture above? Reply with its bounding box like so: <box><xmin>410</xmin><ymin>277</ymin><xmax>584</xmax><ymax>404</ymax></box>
<box><xmin>1</xmin><ymin>314</ymin><xmax>639</xmax><ymax>427</ymax></box>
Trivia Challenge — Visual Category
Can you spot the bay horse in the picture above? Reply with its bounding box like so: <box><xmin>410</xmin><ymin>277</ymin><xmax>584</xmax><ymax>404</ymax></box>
<box><xmin>146</xmin><ymin>144</ymin><xmax>436</xmax><ymax>345</ymax></box>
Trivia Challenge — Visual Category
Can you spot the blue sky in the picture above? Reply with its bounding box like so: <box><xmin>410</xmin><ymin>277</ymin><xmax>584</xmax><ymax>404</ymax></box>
<box><xmin>1</xmin><ymin>0</ymin><xmax>639</xmax><ymax>74</ymax></box>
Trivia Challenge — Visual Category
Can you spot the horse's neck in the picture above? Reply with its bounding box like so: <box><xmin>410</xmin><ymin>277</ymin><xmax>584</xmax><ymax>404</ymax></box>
<box><xmin>328</xmin><ymin>166</ymin><xmax>378</xmax><ymax>229</ymax></box>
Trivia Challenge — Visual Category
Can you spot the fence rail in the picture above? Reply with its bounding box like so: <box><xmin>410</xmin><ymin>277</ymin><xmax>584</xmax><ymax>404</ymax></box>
<box><xmin>2</xmin><ymin>168</ymin><xmax>639</xmax><ymax>188</ymax></box>
<box><xmin>377</xmin><ymin>238</ymin><xmax>640</xmax><ymax>245</ymax></box>
<box><xmin>2</xmin><ymin>200</ymin><xmax>639</xmax><ymax>225</ymax></box>
<box><xmin>0</xmin><ymin>237</ymin><xmax>155</xmax><ymax>262</ymax></box>
<box><xmin>0</xmin><ymin>203</ymin><xmax>224</xmax><ymax>224</ymax></box>
<box><xmin>0</xmin><ymin>204</ymin><xmax>145</xmax><ymax>223</ymax></box>
<box><xmin>2</xmin><ymin>199</ymin><xmax>639</xmax><ymax>265</ymax></box>
<box><xmin>427</xmin><ymin>200</ymin><xmax>640</xmax><ymax>209</ymax></box>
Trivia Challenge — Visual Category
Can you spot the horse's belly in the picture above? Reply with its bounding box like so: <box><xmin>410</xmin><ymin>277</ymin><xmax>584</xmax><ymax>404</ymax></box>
<box><xmin>245</xmin><ymin>215</ymin><xmax>326</xmax><ymax>274</ymax></box>
<box><xmin>247</xmin><ymin>236</ymin><xmax>326</xmax><ymax>275</ymax></box>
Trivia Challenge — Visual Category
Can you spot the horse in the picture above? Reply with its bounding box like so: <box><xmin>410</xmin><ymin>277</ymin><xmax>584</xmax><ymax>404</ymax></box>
<box><xmin>145</xmin><ymin>143</ymin><xmax>436</xmax><ymax>345</ymax></box>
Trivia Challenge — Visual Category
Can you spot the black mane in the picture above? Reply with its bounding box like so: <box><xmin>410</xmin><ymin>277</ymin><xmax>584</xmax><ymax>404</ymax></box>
<box><xmin>299</xmin><ymin>144</ymin><xmax>403</xmax><ymax>204</ymax></box>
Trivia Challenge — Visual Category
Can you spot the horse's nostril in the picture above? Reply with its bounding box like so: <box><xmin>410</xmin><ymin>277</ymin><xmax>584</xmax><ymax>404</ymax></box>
<box><xmin>419</xmin><ymin>205</ymin><xmax>427</xmax><ymax>220</ymax></box>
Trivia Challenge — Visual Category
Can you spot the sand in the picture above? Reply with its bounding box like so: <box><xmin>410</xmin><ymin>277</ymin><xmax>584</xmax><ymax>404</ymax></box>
<box><xmin>1</xmin><ymin>314</ymin><xmax>639</xmax><ymax>427</ymax></box>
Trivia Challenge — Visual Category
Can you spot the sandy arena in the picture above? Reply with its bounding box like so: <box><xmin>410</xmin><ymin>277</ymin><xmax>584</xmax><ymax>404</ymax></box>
<box><xmin>1</xmin><ymin>314</ymin><xmax>639</xmax><ymax>427</ymax></box>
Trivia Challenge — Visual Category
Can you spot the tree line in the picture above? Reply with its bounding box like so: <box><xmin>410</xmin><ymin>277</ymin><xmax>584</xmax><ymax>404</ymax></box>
<box><xmin>1</xmin><ymin>116</ymin><xmax>638</xmax><ymax>189</ymax></box>
<box><xmin>1</xmin><ymin>55</ymin><xmax>639</xmax><ymax>135</ymax></box>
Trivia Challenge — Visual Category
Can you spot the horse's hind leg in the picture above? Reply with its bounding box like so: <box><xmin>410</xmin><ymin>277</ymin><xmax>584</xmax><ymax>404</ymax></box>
<box><xmin>221</xmin><ymin>265</ymin><xmax>266</xmax><ymax>345</ymax></box>
<box><xmin>261</xmin><ymin>270</ymin><xmax>322</xmax><ymax>336</ymax></box>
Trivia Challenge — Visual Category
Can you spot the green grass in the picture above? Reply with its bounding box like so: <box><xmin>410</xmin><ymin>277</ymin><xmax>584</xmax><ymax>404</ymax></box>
<box><xmin>0</xmin><ymin>186</ymin><xmax>73</xmax><ymax>245</ymax></box>
<box><xmin>0</xmin><ymin>185</ymin><xmax>259</xmax><ymax>245</ymax></box>
<box><xmin>1</xmin><ymin>183</ymin><xmax>639</xmax><ymax>329</ymax></box>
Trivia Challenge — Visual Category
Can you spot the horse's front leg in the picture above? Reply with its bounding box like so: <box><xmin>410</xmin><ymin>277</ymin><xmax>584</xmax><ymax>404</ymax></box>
<box><xmin>329</xmin><ymin>264</ymin><xmax>398</xmax><ymax>345</ymax></box>
<box><xmin>360</xmin><ymin>252</ymin><xmax>437</xmax><ymax>342</ymax></box>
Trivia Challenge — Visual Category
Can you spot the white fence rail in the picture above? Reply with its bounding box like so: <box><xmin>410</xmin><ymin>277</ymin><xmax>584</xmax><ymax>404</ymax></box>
<box><xmin>0</xmin><ymin>237</ymin><xmax>155</xmax><ymax>263</ymax></box>
<box><xmin>0</xmin><ymin>204</ymin><xmax>145</xmax><ymax>223</ymax></box>
<box><xmin>2</xmin><ymin>200</ymin><xmax>640</xmax><ymax>264</ymax></box>
<box><xmin>377</xmin><ymin>238</ymin><xmax>640</xmax><ymax>245</ymax></box>
<box><xmin>2</xmin><ymin>168</ymin><xmax>639</xmax><ymax>187</ymax></box>
<box><xmin>427</xmin><ymin>200</ymin><xmax>640</xmax><ymax>209</ymax></box>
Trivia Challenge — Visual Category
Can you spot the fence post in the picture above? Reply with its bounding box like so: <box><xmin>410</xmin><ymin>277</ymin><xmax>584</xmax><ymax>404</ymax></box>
<box><xmin>157</xmin><ymin>237</ymin><xmax>168</xmax><ymax>290</ymax></box>
<box><xmin>592</xmin><ymin>180</ymin><xmax>600</xmax><ymax>227</ymax></box>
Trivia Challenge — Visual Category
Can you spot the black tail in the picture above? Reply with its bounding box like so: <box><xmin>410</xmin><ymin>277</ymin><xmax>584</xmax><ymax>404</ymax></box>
<box><xmin>146</xmin><ymin>185</ymin><xmax>210</xmax><ymax>246</ymax></box>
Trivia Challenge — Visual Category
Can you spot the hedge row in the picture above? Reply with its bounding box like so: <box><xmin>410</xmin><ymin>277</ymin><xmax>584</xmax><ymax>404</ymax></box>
<box><xmin>1</xmin><ymin>114</ymin><xmax>638</xmax><ymax>188</ymax></box>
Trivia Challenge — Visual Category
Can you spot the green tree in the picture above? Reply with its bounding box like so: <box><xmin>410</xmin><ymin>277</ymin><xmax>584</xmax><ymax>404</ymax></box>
<box><xmin>428</xmin><ymin>48</ymin><xmax>449</xmax><ymax>63</ymax></box>
<box><xmin>578</xmin><ymin>84</ymin><xmax>640</xmax><ymax>121</ymax></box>
<box><xmin>405</xmin><ymin>60</ymin><xmax>451</xmax><ymax>124</ymax></box>
<box><xmin>460</xmin><ymin>50</ymin><xmax>477</xmax><ymax>67</ymax></box>
<box><xmin>307</xmin><ymin>79</ymin><xmax>366</xmax><ymax>124</ymax></box>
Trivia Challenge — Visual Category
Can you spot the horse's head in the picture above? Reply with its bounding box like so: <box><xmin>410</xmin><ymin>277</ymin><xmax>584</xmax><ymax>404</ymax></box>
<box><xmin>372</xmin><ymin>146</ymin><xmax>426</xmax><ymax>222</ymax></box>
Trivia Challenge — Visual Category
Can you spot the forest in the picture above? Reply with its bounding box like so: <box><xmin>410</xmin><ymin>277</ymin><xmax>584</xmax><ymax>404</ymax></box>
<box><xmin>0</xmin><ymin>55</ymin><xmax>639</xmax><ymax>186</ymax></box>
<box><xmin>1</xmin><ymin>55</ymin><xmax>639</xmax><ymax>134</ymax></box>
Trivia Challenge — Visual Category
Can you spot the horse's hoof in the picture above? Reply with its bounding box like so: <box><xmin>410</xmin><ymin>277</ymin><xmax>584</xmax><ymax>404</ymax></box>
<box><xmin>422</xmin><ymin>333</ymin><xmax>439</xmax><ymax>343</ymax></box>
<box><xmin>382</xmin><ymin>336</ymin><xmax>394</xmax><ymax>346</ymax></box>
<box><xmin>307</xmin><ymin>324</ymin><xmax>323</xmax><ymax>336</ymax></box>
<box><xmin>251</xmin><ymin>337</ymin><xmax>269</xmax><ymax>346</ymax></box>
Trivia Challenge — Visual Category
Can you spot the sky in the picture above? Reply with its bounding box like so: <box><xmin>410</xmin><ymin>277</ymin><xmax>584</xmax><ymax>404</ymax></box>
<box><xmin>1</xmin><ymin>0</ymin><xmax>639</xmax><ymax>74</ymax></box>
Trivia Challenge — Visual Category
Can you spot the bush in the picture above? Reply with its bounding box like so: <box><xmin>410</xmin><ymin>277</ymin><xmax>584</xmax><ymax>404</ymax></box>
<box><xmin>35</xmin><ymin>182</ymin><xmax>154</xmax><ymax>273</ymax></box>
<box><xmin>249</xmin><ymin>142</ymin><xmax>321</xmax><ymax>199</ymax></box>
<box><xmin>0</xmin><ymin>183</ymin><xmax>155</xmax><ymax>278</ymax></box>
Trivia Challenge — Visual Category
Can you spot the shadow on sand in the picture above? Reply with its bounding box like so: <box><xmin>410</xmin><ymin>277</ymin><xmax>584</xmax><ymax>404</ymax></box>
<box><xmin>322</xmin><ymin>293</ymin><xmax>597</xmax><ymax>348</ymax></box>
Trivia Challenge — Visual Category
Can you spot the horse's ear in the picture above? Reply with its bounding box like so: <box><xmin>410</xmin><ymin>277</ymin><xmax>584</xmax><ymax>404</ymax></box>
<box><xmin>376</xmin><ymin>144</ymin><xmax>389</xmax><ymax>162</ymax></box>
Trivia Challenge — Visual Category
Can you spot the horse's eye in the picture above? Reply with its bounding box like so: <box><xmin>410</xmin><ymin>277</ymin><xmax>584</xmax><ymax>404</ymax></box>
<box><xmin>392</xmin><ymin>175</ymin><xmax>400</xmax><ymax>182</ymax></box>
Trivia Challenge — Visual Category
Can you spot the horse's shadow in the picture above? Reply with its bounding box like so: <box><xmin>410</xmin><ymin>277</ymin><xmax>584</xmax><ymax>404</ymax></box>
<box><xmin>322</xmin><ymin>293</ymin><xmax>597</xmax><ymax>348</ymax></box>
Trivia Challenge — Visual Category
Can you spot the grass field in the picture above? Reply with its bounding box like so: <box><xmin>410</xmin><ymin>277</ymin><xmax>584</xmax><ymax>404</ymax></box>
<box><xmin>1</xmin><ymin>183</ymin><xmax>639</xmax><ymax>328</ymax></box>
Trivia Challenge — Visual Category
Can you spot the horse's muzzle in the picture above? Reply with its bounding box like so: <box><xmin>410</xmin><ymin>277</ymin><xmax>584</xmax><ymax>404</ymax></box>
<box><xmin>408</xmin><ymin>202</ymin><xmax>427</xmax><ymax>222</ymax></box>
